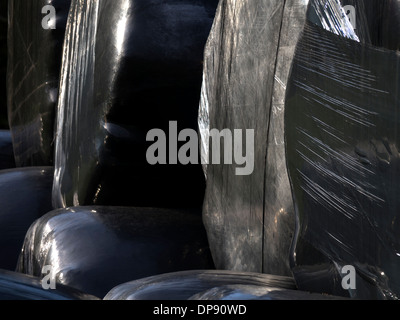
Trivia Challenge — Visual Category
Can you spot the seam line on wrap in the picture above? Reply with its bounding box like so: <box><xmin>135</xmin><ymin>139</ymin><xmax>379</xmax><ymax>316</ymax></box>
<box><xmin>262</xmin><ymin>0</ymin><xmax>287</xmax><ymax>273</ymax></box>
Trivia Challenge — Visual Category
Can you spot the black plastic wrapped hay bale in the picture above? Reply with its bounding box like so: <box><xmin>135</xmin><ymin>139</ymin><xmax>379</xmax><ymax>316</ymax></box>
<box><xmin>104</xmin><ymin>270</ymin><xmax>296</xmax><ymax>300</ymax></box>
<box><xmin>285</xmin><ymin>0</ymin><xmax>400</xmax><ymax>299</ymax></box>
<box><xmin>17</xmin><ymin>206</ymin><xmax>215</xmax><ymax>298</ymax></box>
<box><xmin>7</xmin><ymin>0</ymin><xmax>71</xmax><ymax>166</ymax></box>
<box><xmin>52</xmin><ymin>0</ymin><xmax>218</xmax><ymax>209</ymax></box>
<box><xmin>198</xmin><ymin>0</ymin><xmax>308</xmax><ymax>275</ymax></box>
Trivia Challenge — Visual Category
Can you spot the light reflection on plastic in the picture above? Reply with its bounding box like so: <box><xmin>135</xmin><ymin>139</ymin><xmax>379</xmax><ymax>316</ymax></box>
<box><xmin>115</xmin><ymin>1</ymin><xmax>131</xmax><ymax>56</ymax></box>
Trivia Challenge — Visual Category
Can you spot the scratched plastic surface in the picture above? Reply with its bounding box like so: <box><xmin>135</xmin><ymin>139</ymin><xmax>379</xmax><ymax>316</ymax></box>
<box><xmin>52</xmin><ymin>0</ymin><xmax>218</xmax><ymax>209</ymax></box>
<box><xmin>7</xmin><ymin>0</ymin><xmax>71</xmax><ymax>166</ymax></box>
<box><xmin>285</xmin><ymin>0</ymin><xmax>400</xmax><ymax>299</ymax></box>
<box><xmin>198</xmin><ymin>0</ymin><xmax>308</xmax><ymax>275</ymax></box>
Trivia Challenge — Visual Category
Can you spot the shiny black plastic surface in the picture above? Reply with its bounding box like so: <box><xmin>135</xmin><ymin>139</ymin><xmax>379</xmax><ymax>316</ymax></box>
<box><xmin>0</xmin><ymin>269</ymin><xmax>99</xmax><ymax>300</ymax></box>
<box><xmin>104</xmin><ymin>270</ymin><xmax>296</xmax><ymax>300</ymax></box>
<box><xmin>0</xmin><ymin>167</ymin><xmax>53</xmax><ymax>270</ymax></box>
<box><xmin>53</xmin><ymin>0</ymin><xmax>218</xmax><ymax>209</ymax></box>
<box><xmin>17</xmin><ymin>206</ymin><xmax>214</xmax><ymax>298</ymax></box>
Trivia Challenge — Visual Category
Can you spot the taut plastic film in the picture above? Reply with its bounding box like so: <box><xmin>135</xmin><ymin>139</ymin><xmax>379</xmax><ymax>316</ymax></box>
<box><xmin>7</xmin><ymin>0</ymin><xmax>71</xmax><ymax>166</ymax></box>
<box><xmin>198</xmin><ymin>0</ymin><xmax>308</xmax><ymax>276</ymax></box>
<box><xmin>285</xmin><ymin>0</ymin><xmax>400</xmax><ymax>299</ymax></box>
<box><xmin>53</xmin><ymin>0</ymin><xmax>218</xmax><ymax>209</ymax></box>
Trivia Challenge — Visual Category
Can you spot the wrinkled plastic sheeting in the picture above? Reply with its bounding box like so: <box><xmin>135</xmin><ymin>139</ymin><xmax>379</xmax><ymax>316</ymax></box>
<box><xmin>52</xmin><ymin>0</ymin><xmax>218</xmax><ymax>209</ymax></box>
<box><xmin>17</xmin><ymin>207</ymin><xmax>215</xmax><ymax>298</ymax></box>
<box><xmin>0</xmin><ymin>130</ymin><xmax>15</xmax><ymax>170</ymax></box>
<box><xmin>308</xmin><ymin>0</ymin><xmax>360</xmax><ymax>41</ymax></box>
<box><xmin>198</xmin><ymin>0</ymin><xmax>308</xmax><ymax>275</ymax></box>
<box><xmin>285</xmin><ymin>0</ymin><xmax>400</xmax><ymax>299</ymax></box>
<box><xmin>104</xmin><ymin>270</ymin><xmax>296</xmax><ymax>300</ymax></box>
<box><xmin>189</xmin><ymin>284</ymin><xmax>347</xmax><ymax>300</ymax></box>
<box><xmin>309</xmin><ymin>0</ymin><xmax>400</xmax><ymax>48</ymax></box>
<box><xmin>0</xmin><ymin>167</ymin><xmax>53</xmax><ymax>271</ymax></box>
<box><xmin>0</xmin><ymin>269</ymin><xmax>99</xmax><ymax>300</ymax></box>
<box><xmin>7</xmin><ymin>0</ymin><xmax>71</xmax><ymax>167</ymax></box>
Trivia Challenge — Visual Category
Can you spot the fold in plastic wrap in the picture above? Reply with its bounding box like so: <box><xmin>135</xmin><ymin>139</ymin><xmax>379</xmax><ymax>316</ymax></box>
<box><xmin>7</xmin><ymin>0</ymin><xmax>71</xmax><ymax>166</ymax></box>
<box><xmin>0</xmin><ymin>269</ymin><xmax>99</xmax><ymax>300</ymax></box>
<box><xmin>0</xmin><ymin>167</ymin><xmax>53</xmax><ymax>271</ymax></box>
<box><xmin>198</xmin><ymin>0</ymin><xmax>308</xmax><ymax>275</ymax></box>
<box><xmin>52</xmin><ymin>0</ymin><xmax>218</xmax><ymax>209</ymax></box>
<box><xmin>17</xmin><ymin>207</ymin><xmax>215</xmax><ymax>298</ymax></box>
<box><xmin>104</xmin><ymin>270</ymin><xmax>296</xmax><ymax>300</ymax></box>
<box><xmin>285</xmin><ymin>0</ymin><xmax>400</xmax><ymax>299</ymax></box>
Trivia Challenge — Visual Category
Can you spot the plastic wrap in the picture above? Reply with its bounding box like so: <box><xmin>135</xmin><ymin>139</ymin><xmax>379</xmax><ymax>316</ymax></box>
<box><xmin>285</xmin><ymin>0</ymin><xmax>400</xmax><ymax>299</ymax></box>
<box><xmin>0</xmin><ymin>167</ymin><xmax>53</xmax><ymax>271</ymax></box>
<box><xmin>104</xmin><ymin>270</ymin><xmax>296</xmax><ymax>300</ymax></box>
<box><xmin>189</xmin><ymin>284</ymin><xmax>347</xmax><ymax>300</ymax></box>
<box><xmin>339</xmin><ymin>0</ymin><xmax>400</xmax><ymax>49</ymax></box>
<box><xmin>0</xmin><ymin>130</ymin><xmax>15</xmax><ymax>169</ymax></box>
<box><xmin>198</xmin><ymin>0</ymin><xmax>308</xmax><ymax>275</ymax></box>
<box><xmin>52</xmin><ymin>0</ymin><xmax>218</xmax><ymax>209</ymax></box>
<box><xmin>17</xmin><ymin>206</ymin><xmax>214</xmax><ymax>298</ymax></box>
<box><xmin>0</xmin><ymin>269</ymin><xmax>99</xmax><ymax>300</ymax></box>
<box><xmin>7</xmin><ymin>0</ymin><xmax>71</xmax><ymax>167</ymax></box>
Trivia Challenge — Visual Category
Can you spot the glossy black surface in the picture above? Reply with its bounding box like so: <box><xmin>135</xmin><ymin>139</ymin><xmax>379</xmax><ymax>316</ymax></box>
<box><xmin>7</xmin><ymin>0</ymin><xmax>71</xmax><ymax>166</ymax></box>
<box><xmin>104</xmin><ymin>270</ymin><xmax>296</xmax><ymax>300</ymax></box>
<box><xmin>0</xmin><ymin>130</ymin><xmax>15</xmax><ymax>170</ymax></box>
<box><xmin>17</xmin><ymin>206</ymin><xmax>215</xmax><ymax>298</ymax></box>
<box><xmin>0</xmin><ymin>167</ymin><xmax>53</xmax><ymax>271</ymax></box>
<box><xmin>52</xmin><ymin>0</ymin><xmax>218</xmax><ymax>209</ymax></box>
<box><xmin>0</xmin><ymin>269</ymin><xmax>99</xmax><ymax>300</ymax></box>
<box><xmin>189</xmin><ymin>284</ymin><xmax>348</xmax><ymax>300</ymax></box>
<box><xmin>340</xmin><ymin>0</ymin><xmax>400</xmax><ymax>50</ymax></box>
